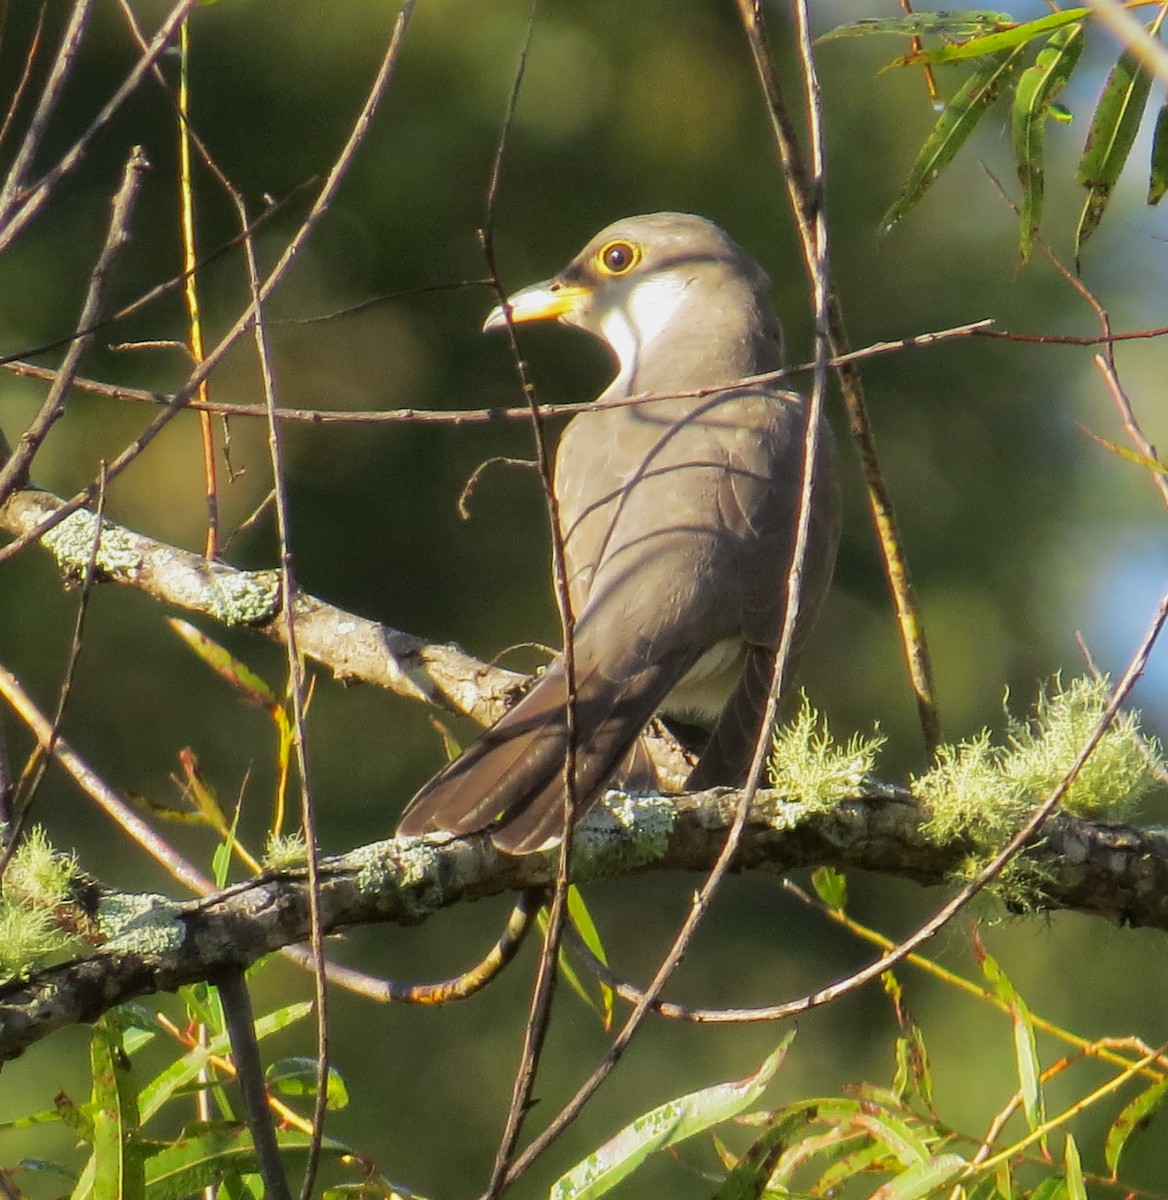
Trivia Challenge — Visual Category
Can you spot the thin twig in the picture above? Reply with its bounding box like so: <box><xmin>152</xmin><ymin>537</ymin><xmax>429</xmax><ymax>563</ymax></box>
<box><xmin>234</xmin><ymin>175</ymin><xmax>332</xmax><ymax>1200</ymax></box>
<box><xmin>475</xmin><ymin>4</ymin><xmax>588</xmax><ymax>1194</ymax></box>
<box><xmin>0</xmin><ymin>316</ymin><xmax>995</xmax><ymax>427</ymax></box>
<box><xmin>0</xmin><ymin>146</ymin><xmax>147</xmax><ymax>506</ymax></box>
<box><xmin>0</xmin><ymin>0</ymin><xmax>196</xmax><ymax>256</ymax></box>
<box><xmin>0</xmin><ymin>0</ymin><xmax>417</xmax><ymax>571</ymax></box>
<box><xmin>736</xmin><ymin>0</ymin><xmax>942</xmax><ymax>758</ymax></box>
<box><xmin>0</xmin><ymin>0</ymin><xmax>93</xmax><ymax>228</ymax></box>
<box><xmin>0</xmin><ymin>464</ymin><xmax>108</xmax><ymax>880</ymax></box>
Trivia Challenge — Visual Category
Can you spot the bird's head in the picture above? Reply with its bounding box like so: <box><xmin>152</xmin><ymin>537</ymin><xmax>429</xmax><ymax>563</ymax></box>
<box><xmin>485</xmin><ymin>213</ymin><xmax>783</xmax><ymax>392</ymax></box>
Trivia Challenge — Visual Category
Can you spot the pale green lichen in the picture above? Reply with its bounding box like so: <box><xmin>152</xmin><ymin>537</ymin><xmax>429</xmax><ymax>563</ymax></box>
<box><xmin>583</xmin><ymin>790</ymin><xmax>676</xmax><ymax>867</ymax></box>
<box><xmin>0</xmin><ymin>828</ymin><xmax>80</xmax><ymax>978</ymax></box>
<box><xmin>205</xmin><ymin>569</ymin><xmax>280</xmax><ymax>626</ymax></box>
<box><xmin>42</xmin><ymin>510</ymin><xmax>142</xmax><ymax>578</ymax></box>
<box><xmin>98</xmin><ymin>892</ymin><xmax>184</xmax><ymax>954</ymax></box>
<box><xmin>767</xmin><ymin>693</ymin><xmax>884</xmax><ymax>811</ymax></box>
<box><xmin>264</xmin><ymin>830</ymin><xmax>308</xmax><ymax>869</ymax></box>
<box><xmin>916</xmin><ymin>676</ymin><xmax>1166</xmax><ymax>906</ymax></box>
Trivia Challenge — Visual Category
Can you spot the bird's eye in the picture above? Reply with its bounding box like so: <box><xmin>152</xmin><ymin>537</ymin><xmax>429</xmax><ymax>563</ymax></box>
<box><xmin>597</xmin><ymin>240</ymin><xmax>640</xmax><ymax>275</ymax></box>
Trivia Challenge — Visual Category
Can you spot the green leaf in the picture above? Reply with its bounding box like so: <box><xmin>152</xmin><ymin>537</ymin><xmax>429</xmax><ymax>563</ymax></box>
<box><xmin>168</xmin><ymin>619</ymin><xmax>281</xmax><ymax>709</ymax></box>
<box><xmin>1149</xmin><ymin>103</ymin><xmax>1168</xmax><ymax>204</ymax></box>
<box><xmin>1075</xmin><ymin>50</ymin><xmax>1154</xmax><ymax>263</ymax></box>
<box><xmin>1063</xmin><ymin>1132</ymin><xmax>1086</xmax><ymax>1200</ymax></box>
<box><xmin>980</xmin><ymin>953</ymin><xmax>1045</xmax><ymax>1141</ymax></box>
<box><xmin>1104</xmin><ymin>1076</ymin><xmax>1168</xmax><ymax>1174</ymax></box>
<box><xmin>867</xmin><ymin>1154</ymin><xmax>966</xmax><ymax>1200</ymax></box>
<box><xmin>266</xmin><ymin>1057</ymin><xmax>350</xmax><ymax>1109</ymax></box>
<box><xmin>1028</xmin><ymin>1176</ymin><xmax>1070</xmax><ymax>1200</ymax></box>
<box><xmin>893</xmin><ymin>9</ymin><xmax>1090</xmax><ymax>65</ymax></box>
<box><xmin>569</xmin><ymin>884</ymin><xmax>613</xmax><ymax>1024</ymax></box>
<box><xmin>811</xmin><ymin>865</ymin><xmax>847</xmax><ymax>909</ymax></box>
<box><xmin>852</xmin><ymin>1108</ymin><xmax>931</xmax><ymax>1168</ymax></box>
<box><xmin>78</xmin><ymin>1013</ymin><xmax>145</xmax><ymax>1200</ymax></box>
<box><xmin>1012</xmin><ymin>23</ymin><xmax>1085</xmax><ymax>263</ymax></box>
<box><xmin>551</xmin><ymin>1036</ymin><xmax>792</xmax><ymax>1200</ymax></box>
<box><xmin>140</xmin><ymin>1001</ymin><xmax>312</xmax><ymax>1123</ymax></box>
<box><xmin>818</xmin><ymin>12</ymin><xmax>1012</xmax><ymax>42</ymax></box>
<box><xmin>883</xmin><ymin>47</ymin><xmax>1027</xmax><ymax>230</ymax></box>
<box><xmin>712</xmin><ymin>1107</ymin><xmax>813</xmax><ymax>1200</ymax></box>
<box><xmin>143</xmin><ymin>1121</ymin><xmax>346</xmax><ymax>1200</ymax></box>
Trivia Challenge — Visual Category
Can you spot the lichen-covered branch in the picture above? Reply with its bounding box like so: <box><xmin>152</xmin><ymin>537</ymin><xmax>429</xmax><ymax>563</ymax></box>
<box><xmin>0</xmin><ymin>483</ymin><xmax>695</xmax><ymax>780</ymax></box>
<box><xmin>2</xmin><ymin>785</ymin><xmax>1167</xmax><ymax>1063</ymax></box>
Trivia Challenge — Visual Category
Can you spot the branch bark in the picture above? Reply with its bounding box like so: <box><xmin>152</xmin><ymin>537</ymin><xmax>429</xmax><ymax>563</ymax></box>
<box><xmin>2</xmin><ymin>784</ymin><xmax>1166</xmax><ymax>1064</ymax></box>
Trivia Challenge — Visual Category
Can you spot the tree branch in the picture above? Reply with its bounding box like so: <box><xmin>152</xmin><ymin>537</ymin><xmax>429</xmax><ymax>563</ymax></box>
<box><xmin>2</xmin><ymin>785</ymin><xmax>1166</xmax><ymax>1064</ymax></box>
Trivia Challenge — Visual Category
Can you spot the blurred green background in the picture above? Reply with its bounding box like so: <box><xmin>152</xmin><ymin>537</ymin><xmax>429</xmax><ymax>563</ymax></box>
<box><xmin>1</xmin><ymin>0</ymin><xmax>1166</xmax><ymax>1195</ymax></box>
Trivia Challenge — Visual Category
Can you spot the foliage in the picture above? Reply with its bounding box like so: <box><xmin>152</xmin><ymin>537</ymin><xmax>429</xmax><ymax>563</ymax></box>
<box><xmin>822</xmin><ymin>8</ymin><xmax>1168</xmax><ymax>264</ymax></box>
<box><xmin>768</xmin><ymin>692</ymin><xmax>885</xmax><ymax>808</ymax></box>
<box><xmin>0</xmin><ymin>827</ymin><xmax>80</xmax><ymax>977</ymax></box>
<box><xmin>0</xmin><ymin>980</ymin><xmax>400</xmax><ymax>1200</ymax></box>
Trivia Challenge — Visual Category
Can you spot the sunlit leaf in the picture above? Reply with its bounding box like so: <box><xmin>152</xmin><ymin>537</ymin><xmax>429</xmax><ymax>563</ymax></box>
<box><xmin>552</xmin><ymin>1036</ymin><xmax>792</xmax><ymax>1200</ymax></box>
<box><xmin>1012</xmin><ymin>23</ymin><xmax>1085</xmax><ymax>263</ymax></box>
<box><xmin>266</xmin><ymin>1057</ymin><xmax>350</xmax><ymax>1109</ymax></box>
<box><xmin>819</xmin><ymin>12</ymin><xmax>1012</xmax><ymax>42</ymax></box>
<box><xmin>1104</xmin><ymin>1076</ymin><xmax>1168</xmax><ymax>1174</ymax></box>
<box><xmin>811</xmin><ymin>865</ymin><xmax>847</xmax><ymax>909</ymax></box>
<box><xmin>1063</xmin><ymin>1133</ymin><xmax>1085</xmax><ymax>1200</ymax></box>
<box><xmin>883</xmin><ymin>47</ymin><xmax>1026</xmax><ymax>230</ymax></box>
<box><xmin>712</xmin><ymin>1107</ymin><xmax>812</xmax><ymax>1200</ymax></box>
<box><xmin>1079</xmin><ymin>425</ymin><xmax>1168</xmax><ymax>477</ymax></box>
<box><xmin>1075</xmin><ymin>50</ymin><xmax>1153</xmax><ymax>263</ymax></box>
<box><xmin>852</xmin><ymin>1108</ymin><xmax>930</xmax><ymax>1168</ymax></box>
<box><xmin>894</xmin><ymin>9</ymin><xmax>1089</xmax><ymax>65</ymax></box>
<box><xmin>568</xmin><ymin>884</ymin><xmax>613</xmax><ymax>1026</ymax></box>
<box><xmin>867</xmin><ymin>1154</ymin><xmax>966</xmax><ymax>1200</ymax></box>
<box><xmin>1149</xmin><ymin>102</ymin><xmax>1168</xmax><ymax>205</ymax></box>
<box><xmin>143</xmin><ymin>1121</ymin><xmax>347</xmax><ymax>1199</ymax></box>
<box><xmin>1027</xmin><ymin>1175</ymin><xmax>1071</xmax><ymax>1200</ymax></box>
<box><xmin>980</xmin><ymin>953</ymin><xmax>1045</xmax><ymax>1143</ymax></box>
<box><xmin>80</xmin><ymin>1014</ymin><xmax>144</xmax><ymax>1200</ymax></box>
<box><xmin>169</xmin><ymin>618</ymin><xmax>280</xmax><ymax>709</ymax></box>
<box><xmin>140</xmin><ymin>1001</ymin><xmax>312</xmax><ymax>1123</ymax></box>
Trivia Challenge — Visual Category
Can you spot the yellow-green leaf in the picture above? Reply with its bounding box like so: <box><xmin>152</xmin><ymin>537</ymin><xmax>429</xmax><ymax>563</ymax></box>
<box><xmin>169</xmin><ymin>618</ymin><xmax>280</xmax><ymax>709</ymax></box>
<box><xmin>893</xmin><ymin>8</ymin><xmax>1089</xmax><ymax>65</ymax></box>
<box><xmin>819</xmin><ymin>12</ymin><xmax>1012</xmax><ymax>43</ymax></box>
<box><xmin>1012</xmin><ymin>23</ymin><xmax>1085</xmax><ymax>263</ymax></box>
<box><xmin>811</xmin><ymin>865</ymin><xmax>847</xmax><ymax>909</ymax></box>
<box><xmin>884</xmin><ymin>46</ymin><xmax>1026</xmax><ymax>230</ymax></box>
<box><xmin>1104</xmin><ymin>1076</ymin><xmax>1168</xmax><ymax>1174</ymax></box>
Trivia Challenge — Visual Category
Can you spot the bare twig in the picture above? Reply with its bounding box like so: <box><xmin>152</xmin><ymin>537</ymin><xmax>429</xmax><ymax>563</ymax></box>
<box><xmin>736</xmin><ymin>0</ymin><xmax>942</xmax><ymax>758</ymax></box>
<box><xmin>0</xmin><ymin>146</ymin><xmax>148</xmax><ymax>506</ymax></box>
<box><xmin>0</xmin><ymin>317</ymin><xmax>994</xmax><ymax>428</ymax></box>
<box><xmin>0</xmin><ymin>0</ymin><xmax>417</xmax><ymax>571</ymax></box>
<box><xmin>0</xmin><ymin>0</ymin><xmax>197</xmax><ymax>256</ymax></box>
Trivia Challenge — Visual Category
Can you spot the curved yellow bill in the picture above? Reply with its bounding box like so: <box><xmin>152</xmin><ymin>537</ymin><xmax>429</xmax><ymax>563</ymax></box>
<box><xmin>483</xmin><ymin>280</ymin><xmax>591</xmax><ymax>332</ymax></box>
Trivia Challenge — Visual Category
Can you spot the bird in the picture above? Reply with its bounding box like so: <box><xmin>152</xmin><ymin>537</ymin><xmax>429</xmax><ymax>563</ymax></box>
<box><xmin>396</xmin><ymin>213</ymin><xmax>840</xmax><ymax>854</ymax></box>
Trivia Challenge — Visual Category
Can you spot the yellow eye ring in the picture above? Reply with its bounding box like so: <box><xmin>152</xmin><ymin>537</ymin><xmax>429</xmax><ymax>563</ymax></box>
<box><xmin>596</xmin><ymin>239</ymin><xmax>641</xmax><ymax>276</ymax></box>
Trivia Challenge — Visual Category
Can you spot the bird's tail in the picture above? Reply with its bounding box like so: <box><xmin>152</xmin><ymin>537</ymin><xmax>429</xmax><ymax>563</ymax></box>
<box><xmin>397</xmin><ymin>659</ymin><xmax>681</xmax><ymax>854</ymax></box>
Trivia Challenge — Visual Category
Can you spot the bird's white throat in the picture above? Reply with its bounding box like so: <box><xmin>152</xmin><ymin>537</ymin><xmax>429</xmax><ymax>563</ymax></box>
<box><xmin>599</xmin><ymin>273</ymin><xmax>692</xmax><ymax>393</ymax></box>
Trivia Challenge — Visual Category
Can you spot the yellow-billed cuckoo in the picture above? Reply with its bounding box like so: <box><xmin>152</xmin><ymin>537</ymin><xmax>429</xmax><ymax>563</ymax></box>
<box><xmin>397</xmin><ymin>213</ymin><xmax>840</xmax><ymax>854</ymax></box>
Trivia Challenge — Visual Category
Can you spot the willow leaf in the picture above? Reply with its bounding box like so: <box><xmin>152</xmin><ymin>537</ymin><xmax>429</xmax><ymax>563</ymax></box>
<box><xmin>819</xmin><ymin>13</ymin><xmax>1011</xmax><ymax>43</ymax></box>
<box><xmin>884</xmin><ymin>47</ymin><xmax>1026</xmax><ymax>230</ymax></box>
<box><xmin>1075</xmin><ymin>50</ymin><xmax>1153</xmax><ymax>262</ymax></box>
<box><xmin>1150</xmin><ymin>103</ymin><xmax>1168</xmax><ymax>205</ymax></box>
<box><xmin>893</xmin><ymin>8</ymin><xmax>1089</xmax><ymax>65</ymax></box>
<box><xmin>1012</xmin><ymin>23</ymin><xmax>1084</xmax><ymax>263</ymax></box>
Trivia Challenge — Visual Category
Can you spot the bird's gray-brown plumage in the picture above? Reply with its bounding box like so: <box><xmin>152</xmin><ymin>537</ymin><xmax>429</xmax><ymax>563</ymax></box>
<box><xmin>396</xmin><ymin>213</ymin><xmax>840</xmax><ymax>854</ymax></box>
